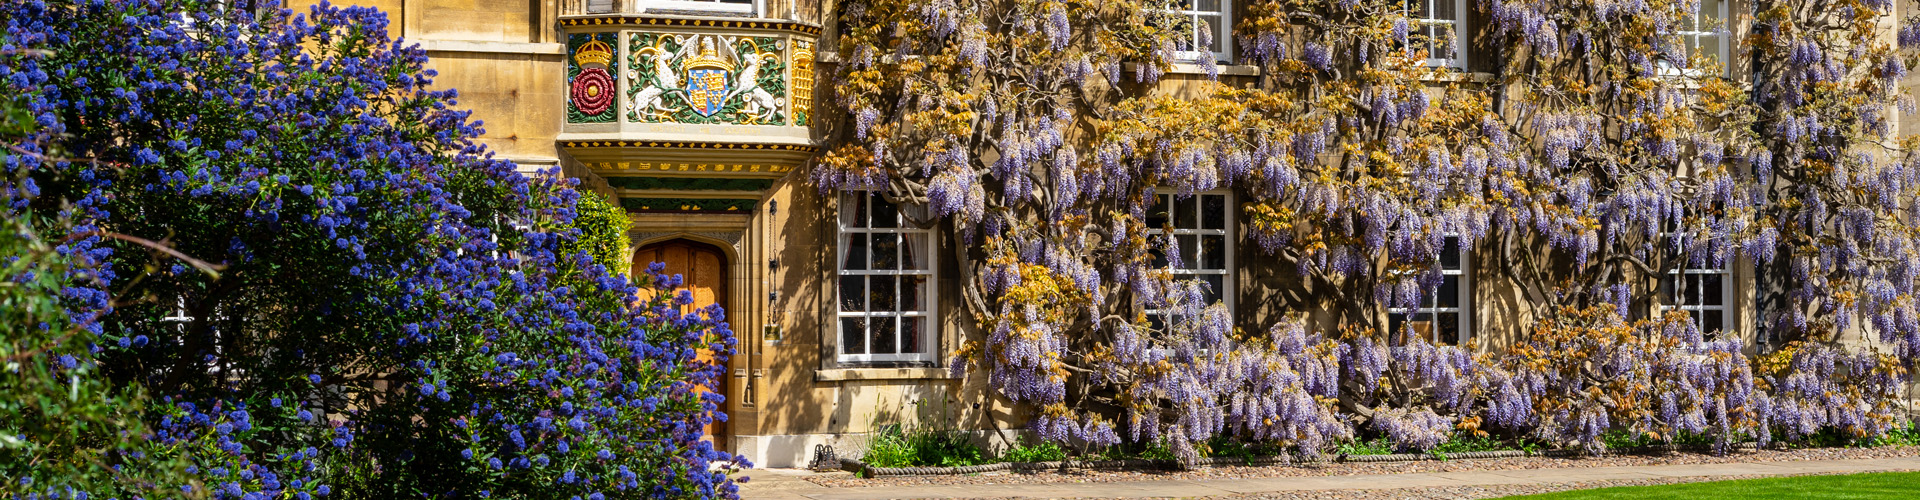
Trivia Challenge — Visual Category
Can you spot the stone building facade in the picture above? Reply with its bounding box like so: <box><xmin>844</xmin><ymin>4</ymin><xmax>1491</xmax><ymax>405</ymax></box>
<box><xmin>290</xmin><ymin>0</ymin><xmax>1920</xmax><ymax>468</ymax></box>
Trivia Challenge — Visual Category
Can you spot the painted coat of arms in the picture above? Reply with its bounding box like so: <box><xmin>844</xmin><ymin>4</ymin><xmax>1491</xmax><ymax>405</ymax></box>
<box><xmin>628</xmin><ymin>33</ymin><xmax>788</xmax><ymax>125</ymax></box>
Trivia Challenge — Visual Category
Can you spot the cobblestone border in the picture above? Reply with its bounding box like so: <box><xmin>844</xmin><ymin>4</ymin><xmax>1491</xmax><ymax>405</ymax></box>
<box><xmin>841</xmin><ymin>443</ymin><xmax>1768</xmax><ymax>477</ymax></box>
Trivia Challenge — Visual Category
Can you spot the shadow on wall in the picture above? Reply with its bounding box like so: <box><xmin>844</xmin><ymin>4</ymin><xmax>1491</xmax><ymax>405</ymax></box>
<box><xmin>1239</xmin><ymin>240</ymin><xmax>1332</xmax><ymax>336</ymax></box>
<box><xmin>762</xmin><ymin>174</ymin><xmax>831</xmax><ymax>441</ymax></box>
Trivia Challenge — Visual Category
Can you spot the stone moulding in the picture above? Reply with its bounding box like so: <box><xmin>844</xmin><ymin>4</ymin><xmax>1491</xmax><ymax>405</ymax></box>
<box><xmin>559</xmin><ymin>16</ymin><xmax>823</xmax><ymax>36</ymax></box>
<box><xmin>838</xmin><ymin>442</ymin><xmax>1770</xmax><ymax>477</ymax></box>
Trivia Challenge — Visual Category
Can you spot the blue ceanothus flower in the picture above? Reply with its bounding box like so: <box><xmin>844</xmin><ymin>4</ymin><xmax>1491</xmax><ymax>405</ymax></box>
<box><xmin>0</xmin><ymin>0</ymin><xmax>744</xmax><ymax>497</ymax></box>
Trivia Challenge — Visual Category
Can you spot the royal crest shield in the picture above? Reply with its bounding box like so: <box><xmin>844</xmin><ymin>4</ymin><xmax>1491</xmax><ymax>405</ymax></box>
<box><xmin>687</xmin><ymin>68</ymin><xmax>732</xmax><ymax>117</ymax></box>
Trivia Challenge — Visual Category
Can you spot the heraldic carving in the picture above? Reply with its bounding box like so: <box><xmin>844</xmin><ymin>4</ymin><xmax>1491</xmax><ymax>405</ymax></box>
<box><xmin>628</xmin><ymin>33</ymin><xmax>788</xmax><ymax>125</ymax></box>
<box><xmin>568</xmin><ymin>33</ymin><xmax>619</xmax><ymax>123</ymax></box>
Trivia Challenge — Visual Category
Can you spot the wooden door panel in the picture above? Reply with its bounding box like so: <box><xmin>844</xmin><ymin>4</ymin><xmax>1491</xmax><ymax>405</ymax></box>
<box><xmin>633</xmin><ymin>240</ymin><xmax>730</xmax><ymax>449</ymax></box>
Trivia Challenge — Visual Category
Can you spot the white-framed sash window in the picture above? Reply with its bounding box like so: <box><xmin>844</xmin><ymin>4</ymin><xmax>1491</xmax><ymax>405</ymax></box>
<box><xmin>1405</xmin><ymin>0</ymin><xmax>1468</xmax><ymax>68</ymax></box>
<box><xmin>1661</xmin><ymin>261</ymin><xmax>1732</xmax><ymax>339</ymax></box>
<box><xmin>1145</xmin><ymin>191</ymin><xmax>1234</xmax><ymax>330</ymax></box>
<box><xmin>1660</xmin><ymin>0</ymin><xmax>1728</xmax><ymax>76</ymax></box>
<box><xmin>1389</xmin><ymin>235</ymin><xmax>1471</xmax><ymax>346</ymax></box>
<box><xmin>624</xmin><ymin>0</ymin><xmax>755</xmax><ymax>15</ymax></box>
<box><xmin>1153</xmin><ymin>0</ymin><xmax>1232</xmax><ymax>62</ymax></box>
<box><xmin>836</xmin><ymin>191</ymin><xmax>937</xmax><ymax>363</ymax></box>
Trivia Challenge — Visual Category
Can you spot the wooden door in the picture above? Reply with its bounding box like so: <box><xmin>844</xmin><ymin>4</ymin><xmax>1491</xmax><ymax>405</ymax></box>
<box><xmin>633</xmin><ymin>239</ymin><xmax>730</xmax><ymax>449</ymax></box>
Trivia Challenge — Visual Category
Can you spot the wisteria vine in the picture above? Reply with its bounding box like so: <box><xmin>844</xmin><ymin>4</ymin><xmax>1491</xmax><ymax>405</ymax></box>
<box><xmin>817</xmin><ymin>0</ymin><xmax>1920</xmax><ymax>462</ymax></box>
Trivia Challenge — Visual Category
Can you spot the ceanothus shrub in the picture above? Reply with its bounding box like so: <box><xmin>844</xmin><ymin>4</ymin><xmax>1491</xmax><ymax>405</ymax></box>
<box><xmin>0</xmin><ymin>0</ymin><xmax>744</xmax><ymax>497</ymax></box>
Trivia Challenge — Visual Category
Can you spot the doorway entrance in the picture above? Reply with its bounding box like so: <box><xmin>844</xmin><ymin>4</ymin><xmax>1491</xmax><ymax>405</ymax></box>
<box><xmin>633</xmin><ymin>239</ymin><xmax>731</xmax><ymax>450</ymax></box>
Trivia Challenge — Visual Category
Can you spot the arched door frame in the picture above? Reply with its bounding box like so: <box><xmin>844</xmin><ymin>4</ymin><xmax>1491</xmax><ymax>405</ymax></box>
<box><xmin>632</xmin><ymin>237</ymin><xmax>736</xmax><ymax>449</ymax></box>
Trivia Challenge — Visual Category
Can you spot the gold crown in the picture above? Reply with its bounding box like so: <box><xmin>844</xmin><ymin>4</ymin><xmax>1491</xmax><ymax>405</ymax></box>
<box><xmin>574</xmin><ymin>39</ymin><xmax>614</xmax><ymax>67</ymax></box>
<box><xmin>685</xmin><ymin>41</ymin><xmax>735</xmax><ymax>73</ymax></box>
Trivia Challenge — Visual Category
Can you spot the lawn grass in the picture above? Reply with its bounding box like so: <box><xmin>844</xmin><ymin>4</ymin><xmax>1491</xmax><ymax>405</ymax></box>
<box><xmin>1500</xmin><ymin>472</ymin><xmax>1920</xmax><ymax>499</ymax></box>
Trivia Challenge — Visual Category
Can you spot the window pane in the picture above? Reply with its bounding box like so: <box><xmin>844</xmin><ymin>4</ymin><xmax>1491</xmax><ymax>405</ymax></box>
<box><xmin>1702</xmin><ymin>274</ymin><xmax>1724</xmax><ymax>306</ymax></box>
<box><xmin>845</xmin><ymin>193</ymin><xmax>868</xmax><ymax>229</ymax></box>
<box><xmin>1196</xmin><ymin>0</ymin><xmax>1220</xmax><ymax>13</ymax></box>
<box><xmin>872</xmin><ymin>317</ymin><xmax>898</xmax><ymax>355</ymax></box>
<box><xmin>1201</xmin><ymin>194</ymin><xmax>1226</xmax><ymax>230</ymax></box>
<box><xmin>1698</xmin><ymin>35</ymin><xmax>1721</xmax><ymax>66</ymax></box>
<box><xmin>1176</xmin><ymin>196</ymin><xmax>1197</xmax><ymax>229</ymax></box>
<box><xmin>842</xmin><ymin>234</ymin><xmax>868</xmax><ymax>271</ymax></box>
<box><xmin>841</xmin><ymin>318</ymin><xmax>867</xmax><ymax>355</ymax></box>
<box><xmin>903</xmin><ymin>275</ymin><xmax>926</xmax><ymax>313</ymax></box>
<box><xmin>902</xmin><ymin>317</ymin><xmax>923</xmax><ymax>355</ymax></box>
<box><xmin>871</xmin><ymin>233</ymin><xmax>899</xmax><ymax>270</ymax></box>
<box><xmin>871</xmin><ymin>276</ymin><xmax>898</xmax><ymax>312</ymax></box>
<box><xmin>1440</xmin><ymin>236</ymin><xmax>1461</xmax><ymax>269</ymax></box>
<box><xmin>901</xmin><ymin>232</ymin><xmax>929</xmax><ymax>271</ymax></box>
<box><xmin>1438</xmin><ymin>275</ymin><xmax>1459</xmax><ymax>308</ymax></box>
<box><xmin>1178</xmin><ymin>235</ymin><xmax>1197</xmax><ymax>269</ymax></box>
<box><xmin>1202</xmin><ymin>274</ymin><xmax>1224</xmax><ymax>305</ymax></box>
<box><xmin>1150</xmin><ymin>242</ymin><xmax>1169</xmax><ymax>268</ymax></box>
<box><xmin>871</xmin><ymin>194</ymin><xmax>898</xmax><ymax>228</ymax></box>
<box><xmin>1198</xmin><ymin>15</ymin><xmax>1224</xmax><ymax>52</ymax></box>
<box><xmin>1147</xmin><ymin>195</ymin><xmax>1170</xmax><ymax>228</ymax></box>
<box><xmin>1437</xmin><ymin>312</ymin><xmax>1461</xmax><ymax>345</ymax></box>
<box><xmin>840</xmin><ymin>275</ymin><xmax>866</xmax><ymax>312</ymax></box>
<box><xmin>1202</xmin><ymin>235</ymin><xmax>1226</xmax><ymax>270</ymax></box>
<box><xmin>1407</xmin><ymin>316</ymin><xmax>1434</xmax><ymax>341</ymax></box>
<box><xmin>1702</xmin><ymin>311</ymin><xmax>1724</xmax><ymax>338</ymax></box>
<box><xmin>1434</xmin><ymin>0</ymin><xmax>1455</xmax><ymax>19</ymax></box>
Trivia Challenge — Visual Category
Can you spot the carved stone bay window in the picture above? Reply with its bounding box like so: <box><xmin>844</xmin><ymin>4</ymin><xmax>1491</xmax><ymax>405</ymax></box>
<box><xmin>836</xmin><ymin>191</ymin><xmax>938</xmax><ymax>364</ymax></box>
<box><xmin>557</xmin><ymin>20</ymin><xmax>823</xmax><ymax>206</ymax></box>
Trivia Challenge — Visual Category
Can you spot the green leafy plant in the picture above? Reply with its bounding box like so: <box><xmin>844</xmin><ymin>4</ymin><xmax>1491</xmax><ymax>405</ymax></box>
<box><xmin>999</xmin><ymin>438</ymin><xmax>1068</xmax><ymax>463</ymax></box>
<box><xmin>1335</xmin><ymin>438</ymin><xmax>1396</xmax><ymax>456</ymax></box>
<box><xmin>859</xmin><ymin>399</ymin><xmax>988</xmax><ymax>468</ymax></box>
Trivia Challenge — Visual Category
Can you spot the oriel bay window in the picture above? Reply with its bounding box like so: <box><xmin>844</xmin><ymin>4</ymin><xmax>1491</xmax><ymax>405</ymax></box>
<box><xmin>1389</xmin><ymin>235</ymin><xmax>1471</xmax><ymax>346</ymax></box>
<box><xmin>837</xmin><ymin>191</ymin><xmax>936</xmax><ymax>363</ymax></box>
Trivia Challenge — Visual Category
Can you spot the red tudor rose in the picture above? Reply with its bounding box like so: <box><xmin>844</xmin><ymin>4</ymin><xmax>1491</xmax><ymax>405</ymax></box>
<box><xmin>570</xmin><ymin>66</ymin><xmax>614</xmax><ymax>116</ymax></box>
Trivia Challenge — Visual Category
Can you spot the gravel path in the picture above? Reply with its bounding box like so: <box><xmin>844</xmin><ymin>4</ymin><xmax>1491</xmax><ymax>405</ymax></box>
<box><xmin>1149</xmin><ymin>471</ymin><xmax>1914</xmax><ymax>499</ymax></box>
<box><xmin>806</xmin><ymin>445</ymin><xmax>1920</xmax><ymax>489</ymax></box>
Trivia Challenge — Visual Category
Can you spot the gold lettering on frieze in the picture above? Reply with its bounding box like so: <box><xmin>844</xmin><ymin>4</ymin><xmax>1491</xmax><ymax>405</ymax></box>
<box><xmin>678</xmin><ymin>164</ymin><xmax>689</xmax><ymax>171</ymax></box>
<box><xmin>637</xmin><ymin>163</ymin><xmax>652</xmax><ymax>170</ymax></box>
<box><xmin>618</xmin><ymin>162</ymin><xmax>631</xmax><ymax>170</ymax></box>
<box><xmin>696</xmin><ymin>164</ymin><xmax>708</xmax><ymax>171</ymax></box>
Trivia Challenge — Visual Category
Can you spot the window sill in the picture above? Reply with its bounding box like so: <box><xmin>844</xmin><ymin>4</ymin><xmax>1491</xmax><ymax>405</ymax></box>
<box><xmin>814</xmin><ymin>367</ymin><xmax>954</xmax><ymax>382</ymax></box>
<box><xmin>1128</xmin><ymin>62</ymin><xmax>1260</xmax><ymax>77</ymax></box>
<box><xmin>1418</xmin><ymin>71</ymin><xmax>1495</xmax><ymax>83</ymax></box>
